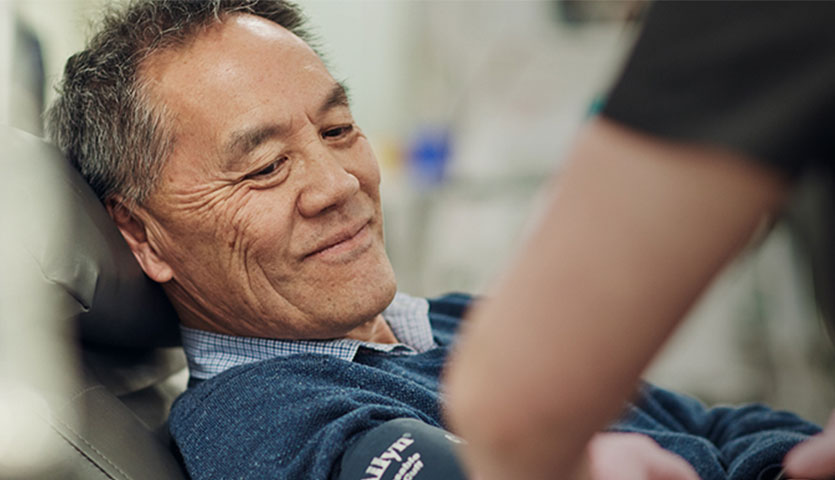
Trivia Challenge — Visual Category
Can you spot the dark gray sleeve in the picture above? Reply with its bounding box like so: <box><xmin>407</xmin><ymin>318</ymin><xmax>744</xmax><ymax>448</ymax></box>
<box><xmin>337</xmin><ymin>418</ymin><xmax>468</xmax><ymax>480</ymax></box>
<box><xmin>602</xmin><ymin>0</ymin><xmax>835</xmax><ymax>176</ymax></box>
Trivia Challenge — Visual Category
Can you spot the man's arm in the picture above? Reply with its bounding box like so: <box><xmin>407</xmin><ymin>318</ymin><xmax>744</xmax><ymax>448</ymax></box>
<box><xmin>612</xmin><ymin>384</ymin><xmax>821</xmax><ymax>480</ymax></box>
<box><xmin>443</xmin><ymin>117</ymin><xmax>788</xmax><ymax>480</ymax></box>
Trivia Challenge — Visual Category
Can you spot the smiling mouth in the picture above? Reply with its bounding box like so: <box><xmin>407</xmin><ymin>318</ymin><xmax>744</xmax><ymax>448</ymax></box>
<box><xmin>304</xmin><ymin>220</ymin><xmax>373</xmax><ymax>262</ymax></box>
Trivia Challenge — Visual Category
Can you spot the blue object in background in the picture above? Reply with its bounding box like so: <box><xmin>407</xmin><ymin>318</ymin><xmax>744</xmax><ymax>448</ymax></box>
<box><xmin>408</xmin><ymin>127</ymin><xmax>452</xmax><ymax>188</ymax></box>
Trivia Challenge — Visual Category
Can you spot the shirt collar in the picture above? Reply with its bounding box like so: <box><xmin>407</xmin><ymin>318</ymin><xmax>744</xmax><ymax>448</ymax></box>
<box><xmin>180</xmin><ymin>292</ymin><xmax>435</xmax><ymax>380</ymax></box>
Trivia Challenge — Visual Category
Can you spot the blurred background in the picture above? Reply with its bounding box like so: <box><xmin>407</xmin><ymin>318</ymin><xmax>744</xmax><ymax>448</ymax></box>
<box><xmin>2</xmin><ymin>0</ymin><xmax>834</xmax><ymax>429</ymax></box>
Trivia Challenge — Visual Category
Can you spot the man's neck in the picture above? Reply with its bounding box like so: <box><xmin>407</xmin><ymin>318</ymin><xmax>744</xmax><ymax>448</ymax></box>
<box><xmin>344</xmin><ymin>314</ymin><xmax>398</xmax><ymax>344</ymax></box>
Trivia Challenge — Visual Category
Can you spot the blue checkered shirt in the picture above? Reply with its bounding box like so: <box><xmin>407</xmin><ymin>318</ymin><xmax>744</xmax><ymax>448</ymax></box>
<box><xmin>180</xmin><ymin>292</ymin><xmax>436</xmax><ymax>380</ymax></box>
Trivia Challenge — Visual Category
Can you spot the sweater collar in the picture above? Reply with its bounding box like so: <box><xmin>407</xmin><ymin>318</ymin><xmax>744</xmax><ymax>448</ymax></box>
<box><xmin>180</xmin><ymin>292</ymin><xmax>435</xmax><ymax>380</ymax></box>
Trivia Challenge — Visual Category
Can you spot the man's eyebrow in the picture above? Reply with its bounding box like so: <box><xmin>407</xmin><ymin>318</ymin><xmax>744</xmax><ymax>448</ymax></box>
<box><xmin>222</xmin><ymin>82</ymin><xmax>351</xmax><ymax>168</ymax></box>
<box><xmin>318</xmin><ymin>82</ymin><xmax>351</xmax><ymax>115</ymax></box>
<box><xmin>224</xmin><ymin>123</ymin><xmax>290</xmax><ymax>161</ymax></box>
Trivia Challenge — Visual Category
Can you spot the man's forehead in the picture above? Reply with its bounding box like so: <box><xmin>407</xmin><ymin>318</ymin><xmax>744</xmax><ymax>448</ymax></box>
<box><xmin>141</xmin><ymin>12</ymin><xmax>332</xmax><ymax>123</ymax></box>
<box><xmin>138</xmin><ymin>12</ymin><xmax>347</xmax><ymax>178</ymax></box>
<box><xmin>231</xmin><ymin>13</ymin><xmax>296</xmax><ymax>41</ymax></box>
<box><xmin>144</xmin><ymin>13</ymin><xmax>314</xmax><ymax>73</ymax></box>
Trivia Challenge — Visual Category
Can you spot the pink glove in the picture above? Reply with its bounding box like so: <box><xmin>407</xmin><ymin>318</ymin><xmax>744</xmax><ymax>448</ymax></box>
<box><xmin>584</xmin><ymin>432</ymin><xmax>700</xmax><ymax>480</ymax></box>
<box><xmin>783</xmin><ymin>410</ymin><xmax>835</xmax><ymax>479</ymax></box>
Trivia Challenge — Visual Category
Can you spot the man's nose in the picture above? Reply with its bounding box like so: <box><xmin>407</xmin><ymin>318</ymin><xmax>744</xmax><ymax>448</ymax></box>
<box><xmin>296</xmin><ymin>143</ymin><xmax>360</xmax><ymax>217</ymax></box>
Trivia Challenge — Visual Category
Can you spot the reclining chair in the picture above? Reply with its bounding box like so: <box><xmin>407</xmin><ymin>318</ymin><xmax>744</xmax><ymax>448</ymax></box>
<box><xmin>0</xmin><ymin>124</ymin><xmax>470</xmax><ymax>480</ymax></box>
<box><xmin>0</xmin><ymin>126</ymin><xmax>189</xmax><ymax>479</ymax></box>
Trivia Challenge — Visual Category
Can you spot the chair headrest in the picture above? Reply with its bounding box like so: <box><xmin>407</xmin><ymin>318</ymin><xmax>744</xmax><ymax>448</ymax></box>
<box><xmin>1</xmin><ymin>126</ymin><xmax>180</xmax><ymax>348</ymax></box>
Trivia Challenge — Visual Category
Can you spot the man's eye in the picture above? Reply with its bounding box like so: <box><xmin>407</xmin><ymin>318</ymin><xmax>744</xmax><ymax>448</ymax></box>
<box><xmin>246</xmin><ymin>157</ymin><xmax>286</xmax><ymax>179</ymax></box>
<box><xmin>322</xmin><ymin>125</ymin><xmax>353</xmax><ymax>139</ymax></box>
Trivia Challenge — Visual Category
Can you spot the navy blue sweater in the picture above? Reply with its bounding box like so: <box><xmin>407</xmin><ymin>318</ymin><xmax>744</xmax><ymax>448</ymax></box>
<box><xmin>169</xmin><ymin>294</ymin><xmax>819</xmax><ymax>479</ymax></box>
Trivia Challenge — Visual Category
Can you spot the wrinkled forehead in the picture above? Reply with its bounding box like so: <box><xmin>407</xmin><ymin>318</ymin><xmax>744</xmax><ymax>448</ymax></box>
<box><xmin>138</xmin><ymin>13</ymin><xmax>333</xmax><ymax>133</ymax></box>
<box><xmin>134</xmin><ymin>12</ymin><xmax>340</xmax><ymax>186</ymax></box>
<box><xmin>141</xmin><ymin>12</ymin><xmax>322</xmax><ymax>76</ymax></box>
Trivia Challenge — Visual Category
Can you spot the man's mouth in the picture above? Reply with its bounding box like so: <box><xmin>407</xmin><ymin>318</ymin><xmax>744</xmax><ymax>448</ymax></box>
<box><xmin>304</xmin><ymin>219</ymin><xmax>373</xmax><ymax>262</ymax></box>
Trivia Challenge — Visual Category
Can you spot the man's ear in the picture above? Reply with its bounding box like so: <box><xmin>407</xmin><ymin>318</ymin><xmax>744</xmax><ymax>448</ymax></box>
<box><xmin>106</xmin><ymin>196</ymin><xmax>174</xmax><ymax>284</ymax></box>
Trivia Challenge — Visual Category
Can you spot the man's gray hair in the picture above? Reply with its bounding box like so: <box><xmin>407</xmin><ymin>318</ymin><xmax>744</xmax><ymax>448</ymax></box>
<box><xmin>45</xmin><ymin>0</ymin><xmax>313</xmax><ymax>206</ymax></box>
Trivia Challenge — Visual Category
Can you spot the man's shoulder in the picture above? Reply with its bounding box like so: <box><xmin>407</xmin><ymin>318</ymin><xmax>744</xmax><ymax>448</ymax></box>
<box><xmin>171</xmin><ymin>349</ymin><xmax>445</xmax><ymax>423</ymax></box>
<box><xmin>427</xmin><ymin>292</ymin><xmax>474</xmax><ymax>318</ymax></box>
<box><xmin>169</xmin><ymin>352</ymin><xmax>446</xmax><ymax>479</ymax></box>
<box><xmin>427</xmin><ymin>292</ymin><xmax>475</xmax><ymax>343</ymax></box>
<box><xmin>172</xmin><ymin>354</ymin><xmax>335</xmax><ymax>418</ymax></box>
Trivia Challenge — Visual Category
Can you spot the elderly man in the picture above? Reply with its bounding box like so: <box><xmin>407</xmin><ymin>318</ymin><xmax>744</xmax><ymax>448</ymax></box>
<box><xmin>45</xmin><ymin>1</ymin><xmax>820</xmax><ymax>479</ymax></box>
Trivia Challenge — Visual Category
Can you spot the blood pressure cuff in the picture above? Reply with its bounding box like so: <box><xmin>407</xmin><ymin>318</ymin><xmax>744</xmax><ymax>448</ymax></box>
<box><xmin>338</xmin><ymin>418</ymin><xmax>468</xmax><ymax>480</ymax></box>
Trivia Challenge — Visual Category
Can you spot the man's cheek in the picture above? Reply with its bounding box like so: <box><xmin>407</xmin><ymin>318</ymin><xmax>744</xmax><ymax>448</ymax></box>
<box><xmin>219</xmin><ymin>201</ymin><xmax>260</xmax><ymax>251</ymax></box>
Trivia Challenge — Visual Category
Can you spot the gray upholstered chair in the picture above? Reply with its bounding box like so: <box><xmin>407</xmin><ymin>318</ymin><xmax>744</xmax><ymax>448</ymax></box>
<box><xmin>0</xmin><ymin>126</ymin><xmax>188</xmax><ymax>479</ymax></box>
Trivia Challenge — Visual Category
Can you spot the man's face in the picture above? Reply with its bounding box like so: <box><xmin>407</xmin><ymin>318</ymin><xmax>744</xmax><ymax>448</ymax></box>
<box><xmin>137</xmin><ymin>14</ymin><xmax>396</xmax><ymax>339</ymax></box>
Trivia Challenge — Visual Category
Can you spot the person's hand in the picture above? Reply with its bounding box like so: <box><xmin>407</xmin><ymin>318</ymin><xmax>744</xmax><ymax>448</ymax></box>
<box><xmin>783</xmin><ymin>410</ymin><xmax>835</xmax><ymax>479</ymax></box>
<box><xmin>581</xmin><ymin>432</ymin><xmax>700</xmax><ymax>480</ymax></box>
